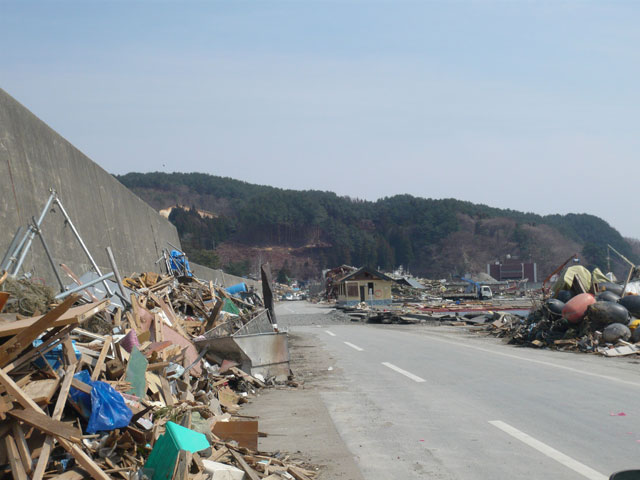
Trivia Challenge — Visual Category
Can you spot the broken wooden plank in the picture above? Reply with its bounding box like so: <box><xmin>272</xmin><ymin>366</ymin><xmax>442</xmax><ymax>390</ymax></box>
<box><xmin>204</xmin><ymin>298</ymin><xmax>224</xmax><ymax>332</ymax></box>
<box><xmin>0</xmin><ymin>295</ymin><xmax>79</xmax><ymax>367</ymax></box>
<box><xmin>229</xmin><ymin>366</ymin><xmax>266</xmax><ymax>388</ymax></box>
<box><xmin>32</xmin><ymin>363</ymin><xmax>77</xmax><ymax>480</ymax></box>
<box><xmin>12</xmin><ymin>423</ymin><xmax>32</xmax><ymax>474</ymax></box>
<box><xmin>159</xmin><ymin>375</ymin><xmax>175</xmax><ymax>406</ymax></box>
<box><xmin>287</xmin><ymin>465</ymin><xmax>314</xmax><ymax>480</ymax></box>
<box><xmin>4</xmin><ymin>434</ymin><xmax>28</xmax><ymax>480</ymax></box>
<box><xmin>8</xmin><ymin>408</ymin><xmax>83</xmax><ymax>443</ymax></box>
<box><xmin>22</xmin><ymin>378</ymin><xmax>60</xmax><ymax>404</ymax></box>
<box><xmin>91</xmin><ymin>335</ymin><xmax>112</xmax><ymax>381</ymax></box>
<box><xmin>4</xmin><ymin>323</ymin><xmax>76</xmax><ymax>373</ymax></box>
<box><xmin>173</xmin><ymin>449</ymin><xmax>192</xmax><ymax>480</ymax></box>
<box><xmin>0</xmin><ymin>364</ymin><xmax>109</xmax><ymax>479</ymax></box>
<box><xmin>230</xmin><ymin>449</ymin><xmax>261</xmax><ymax>480</ymax></box>
<box><xmin>71</xmin><ymin>378</ymin><xmax>92</xmax><ymax>395</ymax></box>
<box><xmin>0</xmin><ymin>300</ymin><xmax>109</xmax><ymax>338</ymax></box>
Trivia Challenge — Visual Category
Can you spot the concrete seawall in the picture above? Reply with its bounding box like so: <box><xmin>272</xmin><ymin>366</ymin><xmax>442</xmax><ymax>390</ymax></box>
<box><xmin>190</xmin><ymin>262</ymin><xmax>261</xmax><ymax>290</ymax></box>
<box><xmin>0</xmin><ymin>88</ymin><xmax>181</xmax><ymax>287</ymax></box>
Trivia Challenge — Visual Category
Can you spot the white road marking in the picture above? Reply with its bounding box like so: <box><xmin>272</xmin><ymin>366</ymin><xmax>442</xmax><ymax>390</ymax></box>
<box><xmin>419</xmin><ymin>332</ymin><xmax>640</xmax><ymax>388</ymax></box>
<box><xmin>489</xmin><ymin>421</ymin><xmax>607</xmax><ymax>480</ymax></box>
<box><xmin>381</xmin><ymin>362</ymin><xmax>426</xmax><ymax>383</ymax></box>
<box><xmin>326</xmin><ymin>330</ymin><xmax>337</xmax><ymax>337</ymax></box>
<box><xmin>344</xmin><ymin>341</ymin><xmax>364</xmax><ymax>351</ymax></box>
<box><xmin>284</xmin><ymin>306</ymin><xmax>294</xmax><ymax>313</ymax></box>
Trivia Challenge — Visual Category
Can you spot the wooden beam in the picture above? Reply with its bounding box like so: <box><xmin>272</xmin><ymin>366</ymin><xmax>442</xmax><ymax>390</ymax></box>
<box><xmin>0</xmin><ymin>295</ymin><xmax>79</xmax><ymax>367</ymax></box>
<box><xmin>159</xmin><ymin>375</ymin><xmax>175</xmax><ymax>406</ymax></box>
<box><xmin>0</xmin><ymin>300</ymin><xmax>110</xmax><ymax>338</ymax></box>
<box><xmin>230</xmin><ymin>449</ymin><xmax>261</xmax><ymax>480</ymax></box>
<box><xmin>8</xmin><ymin>408</ymin><xmax>83</xmax><ymax>443</ymax></box>
<box><xmin>12</xmin><ymin>423</ymin><xmax>32</xmax><ymax>474</ymax></box>
<box><xmin>3</xmin><ymin>324</ymin><xmax>76</xmax><ymax>373</ymax></box>
<box><xmin>173</xmin><ymin>450</ymin><xmax>192</xmax><ymax>480</ymax></box>
<box><xmin>62</xmin><ymin>336</ymin><xmax>78</xmax><ymax>366</ymax></box>
<box><xmin>91</xmin><ymin>336</ymin><xmax>112</xmax><ymax>381</ymax></box>
<box><xmin>32</xmin><ymin>363</ymin><xmax>76</xmax><ymax>480</ymax></box>
<box><xmin>0</xmin><ymin>366</ymin><xmax>109</xmax><ymax>480</ymax></box>
<box><xmin>204</xmin><ymin>298</ymin><xmax>224</xmax><ymax>332</ymax></box>
<box><xmin>71</xmin><ymin>378</ymin><xmax>92</xmax><ymax>395</ymax></box>
<box><xmin>4</xmin><ymin>434</ymin><xmax>28</xmax><ymax>480</ymax></box>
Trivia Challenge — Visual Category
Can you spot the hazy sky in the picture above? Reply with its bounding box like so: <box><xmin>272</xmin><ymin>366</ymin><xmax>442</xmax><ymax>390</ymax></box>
<box><xmin>3</xmin><ymin>1</ymin><xmax>640</xmax><ymax>237</ymax></box>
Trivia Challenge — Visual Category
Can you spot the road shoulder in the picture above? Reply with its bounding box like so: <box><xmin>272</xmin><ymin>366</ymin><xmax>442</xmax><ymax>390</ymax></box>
<box><xmin>242</xmin><ymin>331</ymin><xmax>365</xmax><ymax>480</ymax></box>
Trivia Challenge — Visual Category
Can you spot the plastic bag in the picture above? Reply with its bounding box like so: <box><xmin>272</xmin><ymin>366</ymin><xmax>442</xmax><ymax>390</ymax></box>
<box><xmin>69</xmin><ymin>370</ymin><xmax>133</xmax><ymax>433</ymax></box>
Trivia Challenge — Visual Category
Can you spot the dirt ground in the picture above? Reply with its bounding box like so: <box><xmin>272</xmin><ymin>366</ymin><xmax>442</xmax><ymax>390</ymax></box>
<box><xmin>241</xmin><ymin>329</ymin><xmax>365</xmax><ymax>480</ymax></box>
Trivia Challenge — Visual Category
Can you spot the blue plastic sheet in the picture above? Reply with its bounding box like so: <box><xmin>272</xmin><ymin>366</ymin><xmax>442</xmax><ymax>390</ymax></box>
<box><xmin>69</xmin><ymin>370</ymin><xmax>133</xmax><ymax>433</ymax></box>
<box><xmin>33</xmin><ymin>339</ymin><xmax>81</xmax><ymax>370</ymax></box>
<box><xmin>225</xmin><ymin>282</ymin><xmax>247</xmax><ymax>295</ymax></box>
<box><xmin>169</xmin><ymin>250</ymin><xmax>192</xmax><ymax>276</ymax></box>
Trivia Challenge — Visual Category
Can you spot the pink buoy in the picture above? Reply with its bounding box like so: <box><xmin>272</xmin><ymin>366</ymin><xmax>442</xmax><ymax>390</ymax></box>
<box><xmin>562</xmin><ymin>293</ymin><xmax>595</xmax><ymax>323</ymax></box>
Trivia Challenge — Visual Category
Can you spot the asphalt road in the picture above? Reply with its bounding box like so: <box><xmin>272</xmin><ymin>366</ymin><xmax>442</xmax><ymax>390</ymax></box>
<box><xmin>275</xmin><ymin>301</ymin><xmax>640</xmax><ymax>480</ymax></box>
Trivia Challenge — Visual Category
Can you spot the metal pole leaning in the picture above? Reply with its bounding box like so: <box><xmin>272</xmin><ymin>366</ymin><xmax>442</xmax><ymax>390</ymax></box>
<box><xmin>34</xmin><ymin>219</ymin><xmax>65</xmax><ymax>292</ymax></box>
<box><xmin>105</xmin><ymin>246</ymin><xmax>127</xmax><ymax>299</ymax></box>
<box><xmin>12</xmin><ymin>191</ymin><xmax>57</xmax><ymax>276</ymax></box>
<box><xmin>55</xmin><ymin>272</ymin><xmax>114</xmax><ymax>300</ymax></box>
<box><xmin>0</xmin><ymin>226</ymin><xmax>26</xmax><ymax>272</ymax></box>
<box><xmin>53</xmin><ymin>196</ymin><xmax>114</xmax><ymax>297</ymax></box>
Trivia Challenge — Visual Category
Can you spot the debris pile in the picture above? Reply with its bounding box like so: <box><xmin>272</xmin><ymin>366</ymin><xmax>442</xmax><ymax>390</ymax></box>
<box><xmin>479</xmin><ymin>265</ymin><xmax>640</xmax><ymax>357</ymax></box>
<box><xmin>0</xmin><ymin>269</ymin><xmax>313</xmax><ymax>480</ymax></box>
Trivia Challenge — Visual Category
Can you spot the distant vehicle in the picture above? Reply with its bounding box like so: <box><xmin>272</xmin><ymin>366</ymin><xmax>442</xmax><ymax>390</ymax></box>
<box><xmin>442</xmin><ymin>278</ymin><xmax>493</xmax><ymax>300</ymax></box>
<box><xmin>285</xmin><ymin>293</ymin><xmax>294</xmax><ymax>301</ymax></box>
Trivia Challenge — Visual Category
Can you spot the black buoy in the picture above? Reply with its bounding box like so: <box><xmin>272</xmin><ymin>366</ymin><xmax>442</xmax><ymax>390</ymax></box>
<box><xmin>619</xmin><ymin>295</ymin><xmax>640</xmax><ymax>318</ymax></box>
<box><xmin>588</xmin><ymin>301</ymin><xmax>630</xmax><ymax>331</ymax></box>
<box><xmin>597</xmin><ymin>290</ymin><xmax>620</xmax><ymax>303</ymax></box>
<box><xmin>556</xmin><ymin>290</ymin><xmax>573</xmax><ymax>303</ymax></box>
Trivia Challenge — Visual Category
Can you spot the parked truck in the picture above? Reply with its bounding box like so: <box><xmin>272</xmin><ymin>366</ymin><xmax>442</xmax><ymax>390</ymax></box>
<box><xmin>442</xmin><ymin>277</ymin><xmax>493</xmax><ymax>300</ymax></box>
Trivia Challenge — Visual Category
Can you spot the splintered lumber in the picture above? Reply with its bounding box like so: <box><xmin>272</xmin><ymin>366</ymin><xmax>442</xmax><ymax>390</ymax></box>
<box><xmin>12</xmin><ymin>423</ymin><xmax>32</xmax><ymax>474</ymax></box>
<box><xmin>159</xmin><ymin>375</ymin><xmax>175</xmax><ymax>406</ymax></box>
<box><xmin>173</xmin><ymin>450</ymin><xmax>192</xmax><ymax>480</ymax></box>
<box><xmin>204</xmin><ymin>298</ymin><xmax>224</xmax><ymax>331</ymax></box>
<box><xmin>8</xmin><ymin>408</ymin><xmax>83</xmax><ymax>443</ymax></box>
<box><xmin>0</xmin><ymin>365</ymin><xmax>109</xmax><ymax>479</ymax></box>
<box><xmin>0</xmin><ymin>294</ymin><xmax>79</xmax><ymax>367</ymax></box>
<box><xmin>4</xmin><ymin>324</ymin><xmax>76</xmax><ymax>373</ymax></box>
<box><xmin>4</xmin><ymin>434</ymin><xmax>28</xmax><ymax>480</ymax></box>
<box><xmin>0</xmin><ymin>299</ymin><xmax>110</xmax><ymax>338</ymax></box>
<box><xmin>91</xmin><ymin>335</ymin><xmax>112</xmax><ymax>381</ymax></box>
<box><xmin>230</xmin><ymin>449</ymin><xmax>261</xmax><ymax>480</ymax></box>
<box><xmin>287</xmin><ymin>465</ymin><xmax>314</xmax><ymax>480</ymax></box>
<box><xmin>229</xmin><ymin>367</ymin><xmax>266</xmax><ymax>388</ymax></box>
<box><xmin>0</xmin><ymin>394</ymin><xmax>12</xmax><ymax>420</ymax></box>
<box><xmin>32</xmin><ymin>363</ymin><xmax>76</xmax><ymax>480</ymax></box>
<box><xmin>22</xmin><ymin>378</ymin><xmax>59</xmax><ymax>404</ymax></box>
<box><xmin>71</xmin><ymin>378</ymin><xmax>92</xmax><ymax>395</ymax></box>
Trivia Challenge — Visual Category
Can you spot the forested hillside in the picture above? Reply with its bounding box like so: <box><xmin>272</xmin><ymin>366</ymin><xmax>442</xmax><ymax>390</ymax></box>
<box><xmin>116</xmin><ymin>172</ymin><xmax>637</xmax><ymax>280</ymax></box>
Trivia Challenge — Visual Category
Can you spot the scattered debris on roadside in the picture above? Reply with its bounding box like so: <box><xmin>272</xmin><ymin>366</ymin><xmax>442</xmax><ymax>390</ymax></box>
<box><xmin>0</xmin><ymin>259</ymin><xmax>319</xmax><ymax>479</ymax></box>
<box><xmin>475</xmin><ymin>263</ymin><xmax>640</xmax><ymax>357</ymax></box>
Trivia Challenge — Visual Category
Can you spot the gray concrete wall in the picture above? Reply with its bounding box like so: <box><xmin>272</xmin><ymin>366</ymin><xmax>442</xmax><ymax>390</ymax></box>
<box><xmin>190</xmin><ymin>262</ymin><xmax>261</xmax><ymax>291</ymax></box>
<box><xmin>0</xmin><ymin>89</ymin><xmax>181</xmax><ymax>287</ymax></box>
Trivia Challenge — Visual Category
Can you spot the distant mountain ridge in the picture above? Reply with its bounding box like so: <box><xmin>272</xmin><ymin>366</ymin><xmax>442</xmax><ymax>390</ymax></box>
<box><xmin>115</xmin><ymin>172</ymin><xmax>637</xmax><ymax>280</ymax></box>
